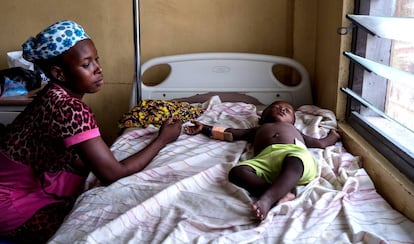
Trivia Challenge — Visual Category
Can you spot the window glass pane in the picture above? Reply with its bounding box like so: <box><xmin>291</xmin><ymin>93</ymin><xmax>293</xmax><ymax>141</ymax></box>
<box><xmin>346</xmin><ymin>0</ymin><xmax>414</xmax><ymax>181</ymax></box>
<box><xmin>387</xmin><ymin>1</ymin><xmax>414</xmax><ymax>132</ymax></box>
<box><xmin>347</xmin><ymin>15</ymin><xmax>414</xmax><ymax>42</ymax></box>
<box><xmin>352</xmin><ymin>0</ymin><xmax>414</xmax><ymax>128</ymax></box>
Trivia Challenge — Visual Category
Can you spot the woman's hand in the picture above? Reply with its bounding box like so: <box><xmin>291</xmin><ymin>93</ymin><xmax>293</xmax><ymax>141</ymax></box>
<box><xmin>157</xmin><ymin>117</ymin><xmax>183</xmax><ymax>144</ymax></box>
<box><xmin>76</xmin><ymin>118</ymin><xmax>183</xmax><ymax>185</ymax></box>
<box><xmin>183</xmin><ymin>121</ymin><xmax>204</xmax><ymax>135</ymax></box>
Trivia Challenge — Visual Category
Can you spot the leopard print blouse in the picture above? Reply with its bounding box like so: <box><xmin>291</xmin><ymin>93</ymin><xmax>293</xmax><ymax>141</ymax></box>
<box><xmin>0</xmin><ymin>83</ymin><xmax>100</xmax><ymax>175</ymax></box>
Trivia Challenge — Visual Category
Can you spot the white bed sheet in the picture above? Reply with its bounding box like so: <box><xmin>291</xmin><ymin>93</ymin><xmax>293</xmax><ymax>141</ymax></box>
<box><xmin>49</xmin><ymin>97</ymin><xmax>414</xmax><ymax>243</ymax></box>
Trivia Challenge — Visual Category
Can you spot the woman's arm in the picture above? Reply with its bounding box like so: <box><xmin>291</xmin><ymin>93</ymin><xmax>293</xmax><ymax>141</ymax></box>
<box><xmin>74</xmin><ymin>118</ymin><xmax>182</xmax><ymax>185</ymax></box>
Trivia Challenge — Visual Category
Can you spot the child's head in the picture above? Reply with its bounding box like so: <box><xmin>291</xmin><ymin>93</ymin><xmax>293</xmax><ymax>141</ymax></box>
<box><xmin>22</xmin><ymin>20</ymin><xmax>104</xmax><ymax>95</ymax></box>
<box><xmin>259</xmin><ymin>100</ymin><xmax>295</xmax><ymax>125</ymax></box>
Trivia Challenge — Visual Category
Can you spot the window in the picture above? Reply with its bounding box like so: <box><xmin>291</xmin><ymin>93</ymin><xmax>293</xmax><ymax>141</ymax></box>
<box><xmin>343</xmin><ymin>0</ymin><xmax>414</xmax><ymax>181</ymax></box>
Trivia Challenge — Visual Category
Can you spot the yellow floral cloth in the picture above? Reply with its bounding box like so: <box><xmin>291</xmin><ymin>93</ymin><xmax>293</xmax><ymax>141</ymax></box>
<box><xmin>118</xmin><ymin>100</ymin><xmax>204</xmax><ymax>128</ymax></box>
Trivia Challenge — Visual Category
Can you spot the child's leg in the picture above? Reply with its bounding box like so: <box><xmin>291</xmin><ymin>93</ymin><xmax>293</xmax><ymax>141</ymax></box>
<box><xmin>228</xmin><ymin>165</ymin><xmax>270</xmax><ymax>197</ymax></box>
<box><xmin>252</xmin><ymin>156</ymin><xmax>304</xmax><ymax>221</ymax></box>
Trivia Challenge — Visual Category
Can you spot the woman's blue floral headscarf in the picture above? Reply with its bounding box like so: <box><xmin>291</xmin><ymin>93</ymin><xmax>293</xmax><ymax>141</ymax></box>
<box><xmin>22</xmin><ymin>20</ymin><xmax>90</xmax><ymax>62</ymax></box>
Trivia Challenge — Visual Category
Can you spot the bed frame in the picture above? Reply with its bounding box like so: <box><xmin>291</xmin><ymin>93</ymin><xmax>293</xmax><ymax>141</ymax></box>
<box><xmin>131</xmin><ymin>52</ymin><xmax>312</xmax><ymax>108</ymax></box>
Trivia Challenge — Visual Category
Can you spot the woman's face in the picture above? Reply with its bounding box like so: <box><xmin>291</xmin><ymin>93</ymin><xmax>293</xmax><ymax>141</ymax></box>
<box><xmin>61</xmin><ymin>39</ymin><xmax>104</xmax><ymax>96</ymax></box>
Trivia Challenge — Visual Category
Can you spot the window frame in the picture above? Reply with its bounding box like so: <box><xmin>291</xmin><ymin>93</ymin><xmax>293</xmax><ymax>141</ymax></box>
<box><xmin>345</xmin><ymin>0</ymin><xmax>414</xmax><ymax>181</ymax></box>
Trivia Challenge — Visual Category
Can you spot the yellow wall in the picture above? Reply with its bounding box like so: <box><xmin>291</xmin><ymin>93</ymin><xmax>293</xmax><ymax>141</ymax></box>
<box><xmin>1</xmin><ymin>0</ymin><xmax>412</xmax><ymax>219</ymax></box>
<box><xmin>141</xmin><ymin>1</ymin><xmax>290</xmax><ymax>58</ymax></box>
<box><xmin>0</xmin><ymin>0</ymin><xmax>134</xmax><ymax>144</ymax></box>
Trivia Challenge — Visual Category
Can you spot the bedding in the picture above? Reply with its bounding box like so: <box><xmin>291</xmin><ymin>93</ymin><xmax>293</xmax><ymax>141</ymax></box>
<box><xmin>49</xmin><ymin>96</ymin><xmax>414</xmax><ymax>243</ymax></box>
<box><xmin>118</xmin><ymin>99</ymin><xmax>204</xmax><ymax>129</ymax></box>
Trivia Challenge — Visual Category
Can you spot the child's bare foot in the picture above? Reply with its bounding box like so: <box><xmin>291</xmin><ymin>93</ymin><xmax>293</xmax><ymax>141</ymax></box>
<box><xmin>251</xmin><ymin>192</ymin><xmax>296</xmax><ymax>221</ymax></box>
<box><xmin>251</xmin><ymin>201</ymin><xmax>269</xmax><ymax>221</ymax></box>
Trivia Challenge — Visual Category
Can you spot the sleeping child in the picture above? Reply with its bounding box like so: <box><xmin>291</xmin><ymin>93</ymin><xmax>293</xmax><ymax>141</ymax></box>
<box><xmin>184</xmin><ymin>100</ymin><xmax>340</xmax><ymax>221</ymax></box>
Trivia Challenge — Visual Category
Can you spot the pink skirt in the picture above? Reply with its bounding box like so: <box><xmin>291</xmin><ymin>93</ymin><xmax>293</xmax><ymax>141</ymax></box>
<box><xmin>0</xmin><ymin>151</ymin><xmax>84</xmax><ymax>234</ymax></box>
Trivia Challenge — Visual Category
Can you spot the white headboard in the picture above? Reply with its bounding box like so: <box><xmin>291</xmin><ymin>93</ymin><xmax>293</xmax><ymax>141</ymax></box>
<box><xmin>131</xmin><ymin>52</ymin><xmax>312</xmax><ymax>108</ymax></box>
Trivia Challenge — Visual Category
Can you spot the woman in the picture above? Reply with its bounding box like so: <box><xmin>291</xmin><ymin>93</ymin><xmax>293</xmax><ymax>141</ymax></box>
<box><xmin>0</xmin><ymin>20</ymin><xmax>182</xmax><ymax>243</ymax></box>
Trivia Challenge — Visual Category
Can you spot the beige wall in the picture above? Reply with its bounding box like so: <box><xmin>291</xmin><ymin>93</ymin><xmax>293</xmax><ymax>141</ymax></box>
<box><xmin>314</xmin><ymin>1</ymin><xmax>343</xmax><ymax>111</ymax></box>
<box><xmin>0</xmin><ymin>0</ymin><xmax>134</xmax><ymax>144</ymax></box>
<box><xmin>140</xmin><ymin>0</ymin><xmax>293</xmax><ymax>60</ymax></box>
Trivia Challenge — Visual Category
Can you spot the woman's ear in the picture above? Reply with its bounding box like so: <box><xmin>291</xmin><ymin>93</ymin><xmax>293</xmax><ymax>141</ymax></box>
<box><xmin>51</xmin><ymin>65</ymin><xmax>65</xmax><ymax>82</ymax></box>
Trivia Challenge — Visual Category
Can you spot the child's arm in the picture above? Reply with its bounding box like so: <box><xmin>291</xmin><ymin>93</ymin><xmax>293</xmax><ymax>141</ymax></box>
<box><xmin>227</xmin><ymin>127</ymin><xmax>257</xmax><ymax>141</ymax></box>
<box><xmin>184</xmin><ymin>121</ymin><xmax>256</xmax><ymax>142</ymax></box>
<box><xmin>302</xmin><ymin>129</ymin><xmax>341</xmax><ymax>148</ymax></box>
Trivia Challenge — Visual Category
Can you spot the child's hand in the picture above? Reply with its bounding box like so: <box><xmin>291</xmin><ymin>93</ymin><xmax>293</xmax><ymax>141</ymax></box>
<box><xmin>329</xmin><ymin>128</ymin><xmax>341</xmax><ymax>141</ymax></box>
<box><xmin>184</xmin><ymin>121</ymin><xmax>203</xmax><ymax>135</ymax></box>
